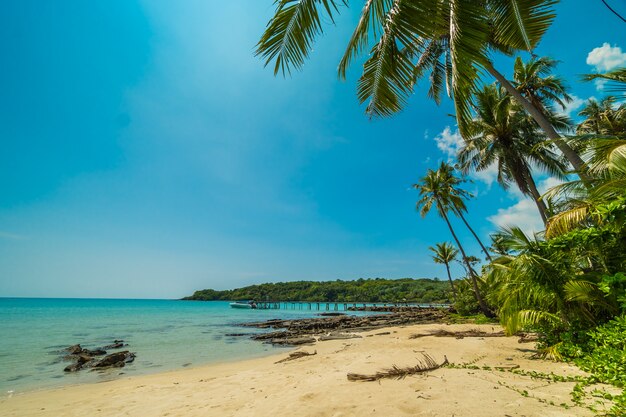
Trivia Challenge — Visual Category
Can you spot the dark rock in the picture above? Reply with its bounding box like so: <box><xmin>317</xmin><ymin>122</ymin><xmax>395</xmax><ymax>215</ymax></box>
<box><xmin>83</xmin><ymin>349</ymin><xmax>106</xmax><ymax>356</ymax></box>
<box><xmin>76</xmin><ymin>353</ymin><xmax>93</xmax><ymax>364</ymax></box>
<box><xmin>64</xmin><ymin>363</ymin><xmax>82</xmax><ymax>372</ymax></box>
<box><xmin>65</xmin><ymin>344</ymin><xmax>82</xmax><ymax>354</ymax></box>
<box><xmin>103</xmin><ymin>342</ymin><xmax>125</xmax><ymax>350</ymax></box>
<box><xmin>94</xmin><ymin>351</ymin><xmax>134</xmax><ymax>368</ymax></box>
<box><xmin>318</xmin><ymin>312</ymin><xmax>346</xmax><ymax>317</ymax></box>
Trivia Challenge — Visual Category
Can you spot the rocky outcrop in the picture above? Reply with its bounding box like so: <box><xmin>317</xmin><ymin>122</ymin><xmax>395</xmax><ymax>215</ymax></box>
<box><xmin>243</xmin><ymin>307</ymin><xmax>449</xmax><ymax>346</ymax></box>
<box><xmin>61</xmin><ymin>340</ymin><xmax>135</xmax><ymax>373</ymax></box>
<box><xmin>93</xmin><ymin>351</ymin><xmax>136</xmax><ymax>368</ymax></box>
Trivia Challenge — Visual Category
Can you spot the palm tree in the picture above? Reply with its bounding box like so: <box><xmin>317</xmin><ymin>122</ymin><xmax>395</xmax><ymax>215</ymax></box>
<box><xmin>256</xmin><ymin>0</ymin><xmax>587</xmax><ymax>175</ymax></box>
<box><xmin>545</xmin><ymin>137</ymin><xmax>626</xmax><ymax>237</ymax></box>
<box><xmin>435</xmin><ymin>162</ymin><xmax>493</xmax><ymax>261</ymax></box>
<box><xmin>457</xmin><ymin>84</ymin><xmax>568</xmax><ymax>225</ymax></box>
<box><xmin>576</xmin><ymin>97</ymin><xmax>626</xmax><ymax>137</ymax></box>
<box><xmin>512</xmin><ymin>56</ymin><xmax>572</xmax><ymax>115</ymax></box>
<box><xmin>414</xmin><ymin>164</ymin><xmax>491</xmax><ymax>315</ymax></box>
<box><xmin>429</xmin><ymin>242</ymin><xmax>459</xmax><ymax>298</ymax></box>
<box><xmin>583</xmin><ymin>67</ymin><xmax>626</xmax><ymax>93</ymax></box>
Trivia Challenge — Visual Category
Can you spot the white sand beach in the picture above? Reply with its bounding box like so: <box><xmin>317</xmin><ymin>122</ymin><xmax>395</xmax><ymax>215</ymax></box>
<box><xmin>0</xmin><ymin>323</ymin><xmax>595</xmax><ymax>417</ymax></box>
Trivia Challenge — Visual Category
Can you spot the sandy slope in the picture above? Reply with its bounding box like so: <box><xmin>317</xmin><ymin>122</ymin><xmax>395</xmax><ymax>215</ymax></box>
<box><xmin>0</xmin><ymin>323</ymin><xmax>597</xmax><ymax>417</ymax></box>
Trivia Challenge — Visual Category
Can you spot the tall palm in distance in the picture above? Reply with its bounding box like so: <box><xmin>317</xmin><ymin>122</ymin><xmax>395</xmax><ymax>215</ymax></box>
<box><xmin>414</xmin><ymin>164</ymin><xmax>491</xmax><ymax>315</ymax></box>
<box><xmin>458</xmin><ymin>84</ymin><xmax>568</xmax><ymax>225</ymax></box>
<box><xmin>435</xmin><ymin>162</ymin><xmax>493</xmax><ymax>262</ymax></box>
<box><xmin>576</xmin><ymin>97</ymin><xmax>626</xmax><ymax>137</ymax></box>
<box><xmin>256</xmin><ymin>0</ymin><xmax>588</xmax><ymax>175</ymax></box>
<box><xmin>429</xmin><ymin>242</ymin><xmax>459</xmax><ymax>299</ymax></box>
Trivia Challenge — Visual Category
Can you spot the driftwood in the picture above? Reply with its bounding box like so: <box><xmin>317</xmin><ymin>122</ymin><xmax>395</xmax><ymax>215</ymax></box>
<box><xmin>517</xmin><ymin>333</ymin><xmax>540</xmax><ymax>343</ymax></box>
<box><xmin>318</xmin><ymin>332</ymin><xmax>362</xmax><ymax>341</ymax></box>
<box><xmin>410</xmin><ymin>328</ymin><xmax>505</xmax><ymax>339</ymax></box>
<box><xmin>347</xmin><ymin>353</ymin><xmax>448</xmax><ymax>382</ymax></box>
<box><xmin>275</xmin><ymin>350</ymin><xmax>317</xmax><ymax>364</ymax></box>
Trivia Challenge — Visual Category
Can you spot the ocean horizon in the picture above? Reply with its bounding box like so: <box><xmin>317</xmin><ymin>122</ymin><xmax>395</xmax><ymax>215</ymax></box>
<box><xmin>0</xmin><ymin>297</ymin><xmax>367</xmax><ymax>395</ymax></box>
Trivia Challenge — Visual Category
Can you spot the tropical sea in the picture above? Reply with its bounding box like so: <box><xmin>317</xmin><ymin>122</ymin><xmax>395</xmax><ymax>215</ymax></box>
<box><xmin>0</xmin><ymin>298</ymin><xmax>370</xmax><ymax>395</ymax></box>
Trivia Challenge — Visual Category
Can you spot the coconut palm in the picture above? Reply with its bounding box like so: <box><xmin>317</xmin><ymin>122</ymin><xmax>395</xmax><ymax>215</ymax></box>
<box><xmin>435</xmin><ymin>162</ymin><xmax>493</xmax><ymax>261</ymax></box>
<box><xmin>429</xmin><ymin>242</ymin><xmax>459</xmax><ymax>298</ymax></box>
<box><xmin>414</xmin><ymin>164</ymin><xmax>491</xmax><ymax>315</ymax></box>
<box><xmin>545</xmin><ymin>137</ymin><xmax>626</xmax><ymax>237</ymax></box>
<box><xmin>512</xmin><ymin>56</ymin><xmax>572</xmax><ymax>115</ymax></box>
<box><xmin>583</xmin><ymin>67</ymin><xmax>626</xmax><ymax>93</ymax></box>
<box><xmin>255</xmin><ymin>0</ymin><xmax>587</xmax><ymax>175</ymax></box>
<box><xmin>576</xmin><ymin>97</ymin><xmax>626</xmax><ymax>137</ymax></box>
<box><xmin>458</xmin><ymin>84</ymin><xmax>568</xmax><ymax>225</ymax></box>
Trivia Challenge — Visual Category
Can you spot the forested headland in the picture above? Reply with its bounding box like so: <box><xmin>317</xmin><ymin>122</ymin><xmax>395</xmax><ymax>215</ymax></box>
<box><xmin>183</xmin><ymin>278</ymin><xmax>451</xmax><ymax>303</ymax></box>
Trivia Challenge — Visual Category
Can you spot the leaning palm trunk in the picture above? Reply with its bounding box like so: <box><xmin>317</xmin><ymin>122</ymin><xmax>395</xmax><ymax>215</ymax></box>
<box><xmin>438</xmin><ymin>200</ymin><xmax>491</xmax><ymax>316</ymax></box>
<box><xmin>485</xmin><ymin>63</ymin><xmax>589</xmax><ymax>182</ymax></box>
<box><xmin>453</xmin><ymin>209</ymin><xmax>493</xmax><ymax>262</ymax></box>
<box><xmin>526</xmin><ymin>176</ymin><xmax>549</xmax><ymax>226</ymax></box>
<box><xmin>444</xmin><ymin>262</ymin><xmax>457</xmax><ymax>299</ymax></box>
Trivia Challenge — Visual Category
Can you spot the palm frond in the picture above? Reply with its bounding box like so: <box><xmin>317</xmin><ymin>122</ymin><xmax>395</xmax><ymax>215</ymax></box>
<box><xmin>347</xmin><ymin>353</ymin><xmax>447</xmax><ymax>381</ymax></box>
<box><xmin>338</xmin><ymin>0</ymin><xmax>392</xmax><ymax>79</ymax></box>
<box><xmin>256</xmin><ymin>0</ymin><xmax>346</xmax><ymax>75</ymax></box>
<box><xmin>490</xmin><ymin>0</ymin><xmax>557</xmax><ymax>52</ymax></box>
<box><xmin>545</xmin><ymin>205</ymin><xmax>590</xmax><ymax>238</ymax></box>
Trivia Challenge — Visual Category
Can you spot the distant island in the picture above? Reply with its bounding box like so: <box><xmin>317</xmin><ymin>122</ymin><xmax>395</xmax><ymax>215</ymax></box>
<box><xmin>182</xmin><ymin>278</ymin><xmax>451</xmax><ymax>303</ymax></box>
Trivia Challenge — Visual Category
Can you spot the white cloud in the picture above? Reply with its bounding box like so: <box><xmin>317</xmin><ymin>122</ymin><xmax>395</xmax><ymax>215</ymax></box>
<box><xmin>586</xmin><ymin>43</ymin><xmax>626</xmax><ymax>72</ymax></box>
<box><xmin>537</xmin><ymin>176</ymin><xmax>565</xmax><ymax>195</ymax></box>
<box><xmin>487</xmin><ymin>176</ymin><xmax>564</xmax><ymax>235</ymax></box>
<box><xmin>594</xmin><ymin>79</ymin><xmax>609</xmax><ymax>91</ymax></box>
<box><xmin>433</xmin><ymin>126</ymin><xmax>498</xmax><ymax>187</ymax></box>
<box><xmin>433</xmin><ymin>126</ymin><xmax>464</xmax><ymax>159</ymax></box>
<box><xmin>487</xmin><ymin>198</ymin><xmax>543</xmax><ymax>236</ymax></box>
<box><xmin>558</xmin><ymin>94</ymin><xmax>585</xmax><ymax>117</ymax></box>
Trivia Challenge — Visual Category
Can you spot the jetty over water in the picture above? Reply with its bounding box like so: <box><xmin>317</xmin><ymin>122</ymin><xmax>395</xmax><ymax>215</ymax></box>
<box><xmin>253</xmin><ymin>302</ymin><xmax>450</xmax><ymax>311</ymax></box>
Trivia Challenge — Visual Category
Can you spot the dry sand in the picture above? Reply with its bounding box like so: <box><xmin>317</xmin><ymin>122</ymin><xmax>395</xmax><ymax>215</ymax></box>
<box><xmin>0</xmin><ymin>323</ymin><xmax>599</xmax><ymax>417</ymax></box>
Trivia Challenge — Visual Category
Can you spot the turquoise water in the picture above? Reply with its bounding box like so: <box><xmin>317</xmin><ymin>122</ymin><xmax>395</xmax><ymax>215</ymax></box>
<box><xmin>0</xmin><ymin>298</ymin><xmax>360</xmax><ymax>394</ymax></box>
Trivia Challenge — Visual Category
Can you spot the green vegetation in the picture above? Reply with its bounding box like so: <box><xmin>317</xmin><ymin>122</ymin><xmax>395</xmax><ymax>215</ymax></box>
<box><xmin>183</xmin><ymin>278</ymin><xmax>451</xmax><ymax>303</ymax></box>
<box><xmin>255</xmin><ymin>2</ymin><xmax>626</xmax><ymax>414</ymax></box>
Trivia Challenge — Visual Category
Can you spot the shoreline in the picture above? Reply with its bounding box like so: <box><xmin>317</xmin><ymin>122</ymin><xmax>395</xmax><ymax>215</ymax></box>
<box><xmin>0</xmin><ymin>323</ymin><xmax>598</xmax><ymax>417</ymax></box>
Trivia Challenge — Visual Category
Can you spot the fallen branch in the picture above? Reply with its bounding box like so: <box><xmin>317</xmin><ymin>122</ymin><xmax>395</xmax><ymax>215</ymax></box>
<box><xmin>347</xmin><ymin>353</ymin><xmax>448</xmax><ymax>382</ymax></box>
<box><xmin>410</xmin><ymin>328</ymin><xmax>504</xmax><ymax>339</ymax></box>
<box><xmin>275</xmin><ymin>350</ymin><xmax>317</xmax><ymax>364</ymax></box>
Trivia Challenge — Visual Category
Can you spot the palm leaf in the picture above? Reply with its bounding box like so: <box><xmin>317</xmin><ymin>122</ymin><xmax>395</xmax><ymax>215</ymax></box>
<box><xmin>256</xmin><ymin>0</ymin><xmax>346</xmax><ymax>75</ymax></box>
<box><xmin>490</xmin><ymin>0</ymin><xmax>557</xmax><ymax>52</ymax></box>
<box><xmin>338</xmin><ymin>0</ymin><xmax>392</xmax><ymax>79</ymax></box>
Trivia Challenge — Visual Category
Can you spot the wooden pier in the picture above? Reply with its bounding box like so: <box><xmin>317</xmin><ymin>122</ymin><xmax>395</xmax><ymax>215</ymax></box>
<box><xmin>253</xmin><ymin>302</ymin><xmax>449</xmax><ymax>311</ymax></box>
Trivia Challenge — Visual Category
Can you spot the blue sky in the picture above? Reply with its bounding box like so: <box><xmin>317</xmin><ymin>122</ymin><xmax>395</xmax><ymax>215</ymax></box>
<box><xmin>1</xmin><ymin>1</ymin><xmax>625</xmax><ymax>298</ymax></box>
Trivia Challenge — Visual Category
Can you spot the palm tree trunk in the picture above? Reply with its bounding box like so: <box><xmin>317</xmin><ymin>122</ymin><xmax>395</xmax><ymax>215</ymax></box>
<box><xmin>453</xmin><ymin>209</ymin><xmax>493</xmax><ymax>262</ymax></box>
<box><xmin>526</xmin><ymin>176</ymin><xmax>549</xmax><ymax>226</ymax></box>
<box><xmin>438</xmin><ymin>201</ymin><xmax>492</xmax><ymax>316</ymax></box>
<box><xmin>484</xmin><ymin>63</ymin><xmax>590</xmax><ymax>182</ymax></box>
<box><xmin>444</xmin><ymin>262</ymin><xmax>457</xmax><ymax>300</ymax></box>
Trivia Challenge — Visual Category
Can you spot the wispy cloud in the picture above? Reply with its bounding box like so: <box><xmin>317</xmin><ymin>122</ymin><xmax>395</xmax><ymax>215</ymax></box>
<box><xmin>0</xmin><ymin>231</ymin><xmax>27</xmax><ymax>240</ymax></box>
<box><xmin>558</xmin><ymin>94</ymin><xmax>586</xmax><ymax>118</ymax></box>
<box><xmin>432</xmin><ymin>126</ymin><xmax>498</xmax><ymax>188</ymax></box>
<box><xmin>486</xmin><ymin>177</ymin><xmax>564</xmax><ymax>235</ymax></box>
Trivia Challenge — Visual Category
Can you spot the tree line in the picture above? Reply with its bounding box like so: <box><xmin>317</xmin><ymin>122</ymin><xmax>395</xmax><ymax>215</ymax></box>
<box><xmin>183</xmin><ymin>278</ymin><xmax>451</xmax><ymax>303</ymax></box>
